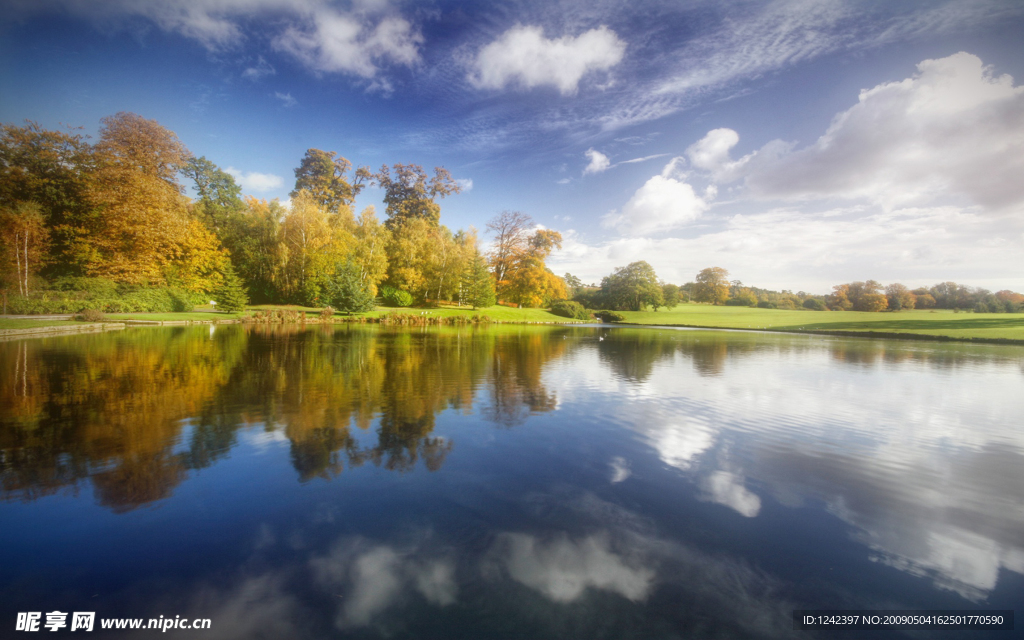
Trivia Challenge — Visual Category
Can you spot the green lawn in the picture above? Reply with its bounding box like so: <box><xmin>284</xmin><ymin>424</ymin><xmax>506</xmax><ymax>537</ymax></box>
<box><xmin>107</xmin><ymin>311</ymin><xmax>245</xmax><ymax>322</ymax></box>
<box><xmin>615</xmin><ymin>304</ymin><xmax>1024</xmax><ymax>342</ymax></box>
<box><xmin>250</xmin><ymin>303</ymin><xmax>574</xmax><ymax>322</ymax></box>
<box><xmin>0</xmin><ymin>318</ymin><xmax>82</xmax><ymax>330</ymax></box>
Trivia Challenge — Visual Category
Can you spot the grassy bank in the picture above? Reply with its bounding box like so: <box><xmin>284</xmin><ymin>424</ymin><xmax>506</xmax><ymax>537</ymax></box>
<box><xmin>0</xmin><ymin>318</ymin><xmax>81</xmax><ymax>330</ymax></box>
<box><xmin>615</xmin><ymin>305</ymin><xmax>1024</xmax><ymax>342</ymax></box>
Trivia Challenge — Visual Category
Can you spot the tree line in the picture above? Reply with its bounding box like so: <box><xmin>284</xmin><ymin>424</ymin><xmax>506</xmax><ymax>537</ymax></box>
<box><xmin>0</xmin><ymin>113</ymin><xmax>569</xmax><ymax>314</ymax></box>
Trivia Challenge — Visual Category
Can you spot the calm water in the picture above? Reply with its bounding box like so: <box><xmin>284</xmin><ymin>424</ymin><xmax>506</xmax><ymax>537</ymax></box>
<box><xmin>1</xmin><ymin>324</ymin><xmax>1021</xmax><ymax>639</ymax></box>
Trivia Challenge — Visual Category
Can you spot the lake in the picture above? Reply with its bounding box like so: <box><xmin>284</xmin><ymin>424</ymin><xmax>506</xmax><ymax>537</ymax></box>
<box><xmin>1</xmin><ymin>324</ymin><xmax>1021</xmax><ymax>638</ymax></box>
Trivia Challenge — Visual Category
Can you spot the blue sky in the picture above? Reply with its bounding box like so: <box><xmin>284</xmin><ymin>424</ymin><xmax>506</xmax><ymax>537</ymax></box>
<box><xmin>2</xmin><ymin>0</ymin><xmax>1022</xmax><ymax>292</ymax></box>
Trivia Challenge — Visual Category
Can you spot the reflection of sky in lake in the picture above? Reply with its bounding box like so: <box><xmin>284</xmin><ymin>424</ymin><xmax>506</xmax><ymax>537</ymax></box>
<box><xmin>1</xmin><ymin>326</ymin><xmax>1021</xmax><ymax>638</ymax></box>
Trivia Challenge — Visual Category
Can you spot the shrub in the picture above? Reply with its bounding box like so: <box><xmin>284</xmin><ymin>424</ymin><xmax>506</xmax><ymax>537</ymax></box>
<box><xmin>757</xmin><ymin>300</ymin><xmax>777</xmax><ymax>309</ymax></box>
<box><xmin>550</xmin><ymin>300</ymin><xmax>591</xmax><ymax>320</ymax></box>
<box><xmin>803</xmin><ymin>298</ymin><xmax>827</xmax><ymax>311</ymax></box>
<box><xmin>776</xmin><ymin>298</ymin><xmax>797</xmax><ymax>310</ymax></box>
<box><xmin>75</xmin><ymin>309</ymin><xmax>106</xmax><ymax>322</ymax></box>
<box><xmin>595</xmin><ymin>310</ymin><xmax>625</xmax><ymax>322</ymax></box>
<box><xmin>380</xmin><ymin>285</ymin><xmax>414</xmax><ymax>307</ymax></box>
<box><xmin>320</xmin><ymin>306</ymin><xmax>335</xmax><ymax>322</ymax></box>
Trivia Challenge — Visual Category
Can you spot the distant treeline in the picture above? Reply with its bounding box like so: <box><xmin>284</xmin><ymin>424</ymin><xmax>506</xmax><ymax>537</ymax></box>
<box><xmin>561</xmin><ymin>264</ymin><xmax>1023</xmax><ymax>314</ymax></box>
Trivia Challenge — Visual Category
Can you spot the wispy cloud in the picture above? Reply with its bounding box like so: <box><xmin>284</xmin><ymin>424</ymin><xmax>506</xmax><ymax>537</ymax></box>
<box><xmin>242</xmin><ymin>56</ymin><xmax>275</xmax><ymax>81</ymax></box>
<box><xmin>273</xmin><ymin>91</ymin><xmax>297</xmax><ymax>107</ymax></box>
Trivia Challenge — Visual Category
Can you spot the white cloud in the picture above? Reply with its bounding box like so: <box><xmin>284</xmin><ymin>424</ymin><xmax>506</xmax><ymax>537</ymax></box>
<box><xmin>273</xmin><ymin>91</ymin><xmax>297</xmax><ymax>107</ymax></box>
<box><xmin>582</xmin><ymin>148</ymin><xmax>610</xmax><ymax>175</ymax></box>
<box><xmin>701</xmin><ymin>471</ymin><xmax>761</xmax><ymax>517</ymax></box>
<box><xmin>602</xmin><ymin>158</ymin><xmax>713</xmax><ymax>235</ymax></box>
<box><xmin>226</xmin><ymin>166</ymin><xmax>284</xmax><ymax>193</ymax></box>
<box><xmin>609</xmin><ymin>456</ymin><xmax>631</xmax><ymax>483</ymax></box>
<box><xmin>273</xmin><ymin>10</ymin><xmax>421</xmax><ymax>78</ymax></box>
<box><xmin>494</xmin><ymin>532</ymin><xmax>654</xmax><ymax>603</ymax></box>
<box><xmin>455</xmin><ymin>178</ymin><xmax>473</xmax><ymax>192</ymax></box>
<box><xmin>699</xmin><ymin>53</ymin><xmax>1024</xmax><ymax>211</ymax></box>
<box><xmin>469</xmin><ymin>25</ymin><xmax>626</xmax><ymax>95</ymax></box>
<box><xmin>242</xmin><ymin>55</ymin><xmax>275</xmax><ymax>81</ymax></box>
<box><xmin>9</xmin><ymin>0</ymin><xmax>423</xmax><ymax>81</ymax></box>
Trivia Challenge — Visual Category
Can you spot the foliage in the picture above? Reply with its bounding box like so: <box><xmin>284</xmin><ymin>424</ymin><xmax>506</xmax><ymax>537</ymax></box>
<box><xmin>320</xmin><ymin>306</ymin><xmax>335</xmax><ymax>321</ymax></box>
<box><xmin>803</xmin><ymin>298</ymin><xmax>827</xmax><ymax>311</ymax></box>
<box><xmin>213</xmin><ymin>265</ymin><xmax>249</xmax><ymax>313</ymax></box>
<box><xmin>373</xmin><ymin>163</ymin><xmax>461</xmax><ymax>228</ymax></box>
<box><xmin>75</xmin><ymin>308</ymin><xmax>106</xmax><ymax>322</ymax></box>
<box><xmin>661</xmin><ymin>283</ymin><xmax>681</xmax><ymax>309</ymax></box>
<box><xmin>595</xmin><ymin>310</ymin><xmax>626</xmax><ymax>322</ymax></box>
<box><xmin>563</xmin><ymin>273</ymin><xmax>584</xmax><ymax>297</ymax></box>
<box><xmin>291</xmin><ymin>149</ymin><xmax>368</xmax><ymax>215</ymax></box>
<box><xmin>727</xmin><ymin>288</ymin><xmax>758</xmax><ymax>307</ymax></box>
<box><xmin>380</xmin><ymin>285</ymin><xmax>414</xmax><ymax>307</ymax></box>
<box><xmin>325</xmin><ymin>261</ymin><xmax>375</xmax><ymax>314</ymax></box>
<box><xmin>462</xmin><ymin>252</ymin><xmax>497</xmax><ymax>309</ymax></box>
<box><xmin>694</xmin><ymin>267</ymin><xmax>730</xmax><ymax>304</ymax></box>
<box><xmin>550</xmin><ymin>300</ymin><xmax>590</xmax><ymax>320</ymax></box>
<box><xmin>0</xmin><ymin>201</ymin><xmax>49</xmax><ymax>295</ymax></box>
<box><xmin>600</xmin><ymin>261</ymin><xmax>664</xmax><ymax>311</ymax></box>
<box><xmin>183</xmin><ymin>156</ymin><xmax>243</xmax><ymax>231</ymax></box>
<box><xmin>885</xmin><ymin>283</ymin><xmax>916</xmax><ymax>311</ymax></box>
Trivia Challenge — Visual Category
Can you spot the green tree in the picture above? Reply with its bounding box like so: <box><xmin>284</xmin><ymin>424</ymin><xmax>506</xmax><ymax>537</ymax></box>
<box><xmin>373</xmin><ymin>163</ymin><xmax>461</xmax><ymax>229</ymax></box>
<box><xmin>183</xmin><ymin>156</ymin><xmax>244</xmax><ymax>231</ymax></box>
<box><xmin>885</xmin><ymin>283</ymin><xmax>916</xmax><ymax>311</ymax></box>
<box><xmin>213</xmin><ymin>264</ymin><xmax>249</xmax><ymax>313</ymax></box>
<box><xmin>291</xmin><ymin>149</ymin><xmax>368</xmax><ymax>216</ymax></box>
<box><xmin>564</xmin><ymin>273</ymin><xmax>583</xmax><ymax>297</ymax></box>
<box><xmin>693</xmin><ymin>267</ymin><xmax>730</xmax><ymax>305</ymax></box>
<box><xmin>600</xmin><ymin>261</ymin><xmax>664</xmax><ymax>311</ymax></box>
<box><xmin>325</xmin><ymin>260</ymin><xmax>375</xmax><ymax>314</ymax></box>
<box><xmin>661</xmin><ymin>283</ymin><xmax>681</xmax><ymax>309</ymax></box>
<box><xmin>462</xmin><ymin>251</ymin><xmax>496</xmax><ymax>309</ymax></box>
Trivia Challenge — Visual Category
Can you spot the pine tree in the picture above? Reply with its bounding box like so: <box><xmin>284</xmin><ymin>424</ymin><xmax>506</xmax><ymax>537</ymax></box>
<box><xmin>326</xmin><ymin>260</ymin><xmax>375</xmax><ymax>314</ymax></box>
<box><xmin>463</xmin><ymin>252</ymin><xmax>496</xmax><ymax>309</ymax></box>
<box><xmin>214</xmin><ymin>264</ymin><xmax>249</xmax><ymax>313</ymax></box>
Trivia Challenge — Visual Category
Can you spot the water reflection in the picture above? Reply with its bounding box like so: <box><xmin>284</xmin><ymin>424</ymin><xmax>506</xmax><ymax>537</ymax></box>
<box><xmin>1</xmin><ymin>325</ymin><xmax>1022</xmax><ymax>637</ymax></box>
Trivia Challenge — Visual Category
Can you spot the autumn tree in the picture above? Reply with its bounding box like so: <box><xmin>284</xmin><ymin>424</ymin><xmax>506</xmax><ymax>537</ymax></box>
<box><xmin>279</xmin><ymin>190</ymin><xmax>351</xmax><ymax>305</ymax></box>
<box><xmin>221</xmin><ymin>196</ymin><xmax>286</xmax><ymax>303</ymax></box>
<box><xmin>885</xmin><ymin>283</ymin><xmax>916</xmax><ymax>311</ymax></box>
<box><xmin>291</xmin><ymin>149</ymin><xmax>368</xmax><ymax>216</ymax></box>
<box><xmin>693</xmin><ymin>267</ymin><xmax>730</xmax><ymax>304</ymax></box>
<box><xmin>373</xmin><ymin>163</ymin><xmax>461</xmax><ymax>229</ymax></box>
<box><xmin>351</xmin><ymin>206</ymin><xmax>390</xmax><ymax>296</ymax></box>
<box><xmin>486</xmin><ymin>210</ymin><xmax>532</xmax><ymax>289</ymax></box>
<box><xmin>503</xmin><ymin>229</ymin><xmax>566</xmax><ymax>307</ymax></box>
<box><xmin>826</xmin><ymin>284</ymin><xmax>853</xmax><ymax>310</ymax></box>
<box><xmin>0</xmin><ymin>202</ymin><xmax>49</xmax><ymax>295</ymax></box>
<box><xmin>0</xmin><ymin>121</ymin><xmax>93</xmax><ymax>275</ymax></box>
<box><xmin>84</xmin><ymin>112</ymin><xmax>193</xmax><ymax>283</ymax></box>
<box><xmin>600</xmin><ymin>261</ymin><xmax>664</xmax><ymax>311</ymax></box>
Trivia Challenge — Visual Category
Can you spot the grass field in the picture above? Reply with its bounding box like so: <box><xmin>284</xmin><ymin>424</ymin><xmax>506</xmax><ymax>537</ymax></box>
<box><xmin>615</xmin><ymin>304</ymin><xmax>1024</xmax><ymax>342</ymax></box>
<box><xmin>0</xmin><ymin>318</ymin><xmax>82</xmax><ymax>330</ymax></box>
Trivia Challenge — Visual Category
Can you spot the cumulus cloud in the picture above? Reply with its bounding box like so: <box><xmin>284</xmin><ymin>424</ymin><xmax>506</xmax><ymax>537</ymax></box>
<box><xmin>226</xmin><ymin>166</ymin><xmax>284</xmax><ymax>193</ymax></box>
<box><xmin>700</xmin><ymin>471</ymin><xmax>762</xmax><ymax>517</ymax></box>
<box><xmin>582</xmin><ymin>148</ymin><xmax>610</xmax><ymax>175</ymax></box>
<box><xmin>602</xmin><ymin>158</ymin><xmax>715</xmax><ymax>235</ymax></box>
<box><xmin>273</xmin><ymin>10</ymin><xmax>421</xmax><ymax>78</ymax></box>
<box><xmin>310</xmin><ymin>538</ymin><xmax>458</xmax><ymax>628</ymax></box>
<box><xmin>469</xmin><ymin>25</ymin><xmax>626</xmax><ymax>95</ymax></box>
<box><xmin>694</xmin><ymin>53</ymin><xmax>1024</xmax><ymax>211</ymax></box>
<box><xmin>493</xmin><ymin>532</ymin><xmax>654</xmax><ymax>603</ymax></box>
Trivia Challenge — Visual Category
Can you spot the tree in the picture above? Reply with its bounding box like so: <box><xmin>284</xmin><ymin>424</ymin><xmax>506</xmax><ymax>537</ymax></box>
<box><xmin>0</xmin><ymin>121</ymin><xmax>92</xmax><ymax>276</ymax></box>
<box><xmin>486</xmin><ymin>210</ymin><xmax>532</xmax><ymax>289</ymax></box>
<box><xmin>373</xmin><ymin>163</ymin><xmax>461</xmax><ymax>229</ymax></box>
<box><xmin>291</xmin><ymin>149</ymin><xmax>368</xmax><ymax>216</ymax></box>
<box><xmin>600</xmin><ymin>261</ymin><xmax>664</xmax><ymax>311</ymax></box>
<box><xmin>0</xmin><ymin>202</ymin><xmax>49</xmax><ymax>295</ymax></box>
<box><xmin>84</xmin><ymin>112</ymin><xmax>193</xmax><ymax>283</ymax></box>
<box><xmin>222</xmin><ymin>196</ymin><xmax>285</xmax><ymax>303</ymax></box>
<box><xmin>827</xmin><ymin>284</ymin><xmax>853</xmax><ymax>310</ymax></box>
<box><xmin>661</xmin><ymin>283</ymin><xmax>681</xmax><ymax>309</ymax></box>
<box><xmin>462</xmin><ymin>251</ymin><xmax>496</xmax><ymax>309</ymax></box>
<box><xmin>213</xmin><ymin>264</ymin><xmax>249</xmax><ymax>313</ymax></box>
<box><xmin>325</xmin><ymin>260</ymin><xmax>375</xmax><ymax>314</ymax></box>
<box><xmin>564</xmin><ymin>273</ymin><xmax>583</xmax><ymax>298</ymax></box>
<box><xmin>503</xmin><ymin>229</ymin><xmax>565</xmax><ymax>307</ymax></box>
<box><xmin>351</xmin><ymin>206</ymin><xmax>390</xmax><ymax>296</ymax></box>
<box><xmin>693</xmin><ymin>267</ymin><xmax>730</xmax><ymax>304</ymax></box>
<box><xmin>279</xmin><ymin>190</ymin><xmax>351</xmax><ymax>305</ymax></box>
<box><xmin>183</xmin><ymin>156</ymin><xmax>244</xmax><ymax>231</ymax></box>
<box><xmin>885</xmin><ymin>283</ymin><xmax>916</xmax><ymax>311</ymax></box>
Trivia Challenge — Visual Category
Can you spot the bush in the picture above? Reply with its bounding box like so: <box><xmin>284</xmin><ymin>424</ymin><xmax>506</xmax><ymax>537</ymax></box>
<box><xmin>803</xmin><ymin>298</ymin><xmax>827</xmax><ymax>311</ymax></box>
<box><xmin>757</xmin><ymin>300</ymin><xmax>777</xmax><ymax>309</ymax></box>
<box><xmin>320</xmin><ymin>306</ymin><xmax>335</xmax><ymax>321</ymax></box>
<box><xmin>550</xmin><ymin>300</ymin><xmax>591</xmax><ymax>320</ymax></box>
<box><xmin>74</xmin><ymin>309</ymin><xmax>106</xmax><ymax>322</ymax></box>
<box><xmin>595</xmin><ymin>310</ymin><xmax>625</xmax><ymax>322</ymax></box>
<box><xmin>380</xmin><ymin>285</ymin><xmax>414</xmax><ymax>307</ymax></box>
